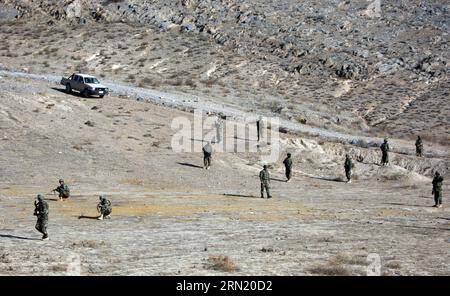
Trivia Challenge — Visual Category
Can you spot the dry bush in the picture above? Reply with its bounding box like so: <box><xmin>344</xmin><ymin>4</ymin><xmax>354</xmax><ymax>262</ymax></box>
<box><xmin>0</xmin><ymin>43</ymin><xmax>10</xmax><ymax>51</ymax></box>
<box><xmin>123</xmin><ymin>178</ymin><xmax>144</xmax><ymax>186</ymax></box>
<box><xmin>72</xmin><ymin>144</ymin><xmax>83</xmax><ymax>151</ymax></box>
<box><xmin>207</xmin><ymin>255</ymin><xmax>238</xmax><ymax>272</ymax></box>
<box><xmin>293</xmin><ymin>115</ymin><xmax>307</xmax><ymax>124</ymax></box>
<box><xmin>5</xmin><ymin>51</ymin><xmax>18</xmax><ymax>58</ymax></box>
<box><xmin>385</xmin><ymin>261</ymin><xmax>401</xmax><ymax>269</ymax></box>
<box><xmin>50</xmin><ymin>264</ymin><xmax>67</xmax><ymax>272</ymax></box>
<box><xmin>308</xmin><ymin>264</ymin><xmax>351</xmax><ymax>276</ymax></box>
<box><xmin>167</xmin><ymin>78</ymin><xmax>184</xmax><ymax>86</ymax></box>
<box><xmin>184</xmin><ymin>78</ymin><xmax>197</xmax><ymax>88</ymax></box>
<box><xmin>331</xmin><ymin>254</ymin><xmax>367</xmax><ymax>266</ymax></box>
<box><xmin>136</xmin><ymin>57</ymin><xmax>147</xmax><ymax>64</ymax></box>
<box><xmin>0</xmin><ymin>253</ymin><xmax>12</xmax><ymax>264</ymax></box>
<box><xmin>138</xmin><ymin>77</ymin><xmax>161</xmax><ymax>88</ymax></box>
<box><xmin>104</xmin><ymin>0</ymin><xmax>125</xmax><ymax>4</ymax></box>
<box><xmin>72</xmin><ymin>240</ymin><xmax>104</xmax><ymax>248</ymax></box>
<box><xmin>329</xmin><ymin>254</ymin><xmax>351</xmax><ymax>265</ymax></box>
<box><xmin>135</xmin><ymin>44</ymin><xmax>147</xmax><ymax>51</ymax></box>
<box><xmin>202</xmin><ymin>78</ymin><xmax>218</xmax><ymax>87</ymax></box>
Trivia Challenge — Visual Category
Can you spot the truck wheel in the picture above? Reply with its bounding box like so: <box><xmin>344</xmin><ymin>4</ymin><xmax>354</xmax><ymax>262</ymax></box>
<box><xmin>82</xmin><ymin>89</ymin><xmax>89</xmax><ymax>97</ymax></box>
<box><xmin>99</xmin><ymin>95</ymin><xmax>104</xmax><ymax>98</ymax></box>
<box><xmin>65</xmin><ymin>84</ymin><xmax>72</xmax><ymax>93</ymax></box>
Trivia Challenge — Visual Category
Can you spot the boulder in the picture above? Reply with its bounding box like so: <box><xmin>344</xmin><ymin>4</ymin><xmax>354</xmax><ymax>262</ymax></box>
<box><xmin>64</xmin><ymin>0</ymin><xmax>82</xmax><ymax>19</ymax></box>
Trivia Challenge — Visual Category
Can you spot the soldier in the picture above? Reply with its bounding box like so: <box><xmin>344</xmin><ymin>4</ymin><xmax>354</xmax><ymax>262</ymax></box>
<box><xmin>259</xmin><ymin>165</ymin><xmax>272</xmax><ymax>198</ymax></box>
<box><xmin>202</xmin><ymin>141</ymin><xmax>213</xmax><ymax>170</ymax></box>
<box><xmin>415</xmin><ymin>136</ymin><xmax>423</xmax><ymax>157</ymax></box>
<box><xmin>432</xmin><ymin>171</ymin><xmax>444</xmax><ymax>208</ymax></box>
<box><xmin>34</xmin><ymin>194</ymin><xmax>49</xmax><ymax>240</ymax></box>
<box><xmin>97</xmin><ymin>195</ymin><xmax>112</xmax><ymax>220</ymax></box>
<box><xmin>283</xmin><ymin>153</ymin><xmax>293</xmax><ymax>182</ymax></box>
<box><xmin>53</xmin><ymin>178</ymin><xmax>70</xmax><ymax>200</ymax></box>
<box><xmin>344</xmin><ymin>154</ymin><xmax>354</xmax><ymax>183</ymax></box>
<box><xmin>380</xmin><ymin>138</ymin><xmax>390</xmax><ymax>166</ymax></box>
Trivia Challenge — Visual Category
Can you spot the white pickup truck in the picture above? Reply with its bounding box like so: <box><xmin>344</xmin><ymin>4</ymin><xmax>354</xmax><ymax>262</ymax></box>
<box><xmin>61</xmin><ymin>73</ymin><xmax>109</xmax><ymax>98</ymax></box>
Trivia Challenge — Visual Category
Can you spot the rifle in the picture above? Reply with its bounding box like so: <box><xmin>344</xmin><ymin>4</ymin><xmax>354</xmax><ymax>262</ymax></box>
<box><xmin>33</xmin><ymin>200</ymin><xmax>39</xmax><ymax>216</ymax></box>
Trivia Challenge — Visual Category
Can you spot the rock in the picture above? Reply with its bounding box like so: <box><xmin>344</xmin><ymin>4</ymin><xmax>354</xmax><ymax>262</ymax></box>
<box><xmin>181</xmin><ymin>23</ymin><xmax>196</xmax><ymax>32</ymax></box>
<box><xmin>335</xmin><ymin>62</ymin><xmax>366</xmax><ymax>80</ymax></box>
<box><xmin>361</xmin><ymin>0</ymin><xmax>382</xmax><ymax>18</ymax></box>
<box><xmin>181</xmin><ymin>0</ymin><xmax>193</xmax><ymax>7</ymax></box>
<box><xmin>0</xmin><ymin>4</ymin><xmax>19</xmax><ymax>21</ymax></box>
<box><xmin>84</xmin><ymin>120</ymin><xmax>95</xmax><ymax>127</ymax></box>
<box><xmin>64</xmin><ymin>0</ymin><xmax>82</xmax><ymax>19</ymax></box>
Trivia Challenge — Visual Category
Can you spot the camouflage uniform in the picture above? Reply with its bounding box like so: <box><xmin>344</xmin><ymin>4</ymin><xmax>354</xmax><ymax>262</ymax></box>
<box><xmin>34</xmin><ymin>194</ymin><xmax>49</xmax><ymax>240</ymax></box>
<box><xmin>432</xmin><ymin>172</ymin><xmax>444</xmax><ymax>207</ymax></box>
<box><xmin>415</xmin><ymin>136</ymin><xmax>423</xmax><ymax>157</ymax></box>
<box><xmin>97</xmin><ymin>195</ymin><xmax>112</xmax><ymax>220</ymax></box>
<box><xmin>259</xmin><ymin>166</ymin><xmax>272</xmax><ymax>198</ymax></box>
<box><xmin>283</xmin><ymin>154</ymin><xmax>293</xmax><ymax>182</ymax></box>
<box><xmin>344</xmin><ymin>154</ymin><xmax>354</xmax><ymax>183</ymax></box>
<box><xmin>203</xmin><ymin>142</ymin><xmax>213</xmax><ymax>169</ymax></box>
<box><xmin>380</xmin><ymin>139</ymin><xmax>390</xmax><ymax>166</ymax></box>
<box><xmin>54</xmin><ymin>179</ymin><xmax>70</xmax><ymax>199</ymax></box>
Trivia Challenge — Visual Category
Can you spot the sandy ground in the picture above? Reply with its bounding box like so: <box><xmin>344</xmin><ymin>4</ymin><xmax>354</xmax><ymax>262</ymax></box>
<box><xmin>0</xmin><ymin>76</ymin><xmax>449</xmax><ymax>275</ymax></box>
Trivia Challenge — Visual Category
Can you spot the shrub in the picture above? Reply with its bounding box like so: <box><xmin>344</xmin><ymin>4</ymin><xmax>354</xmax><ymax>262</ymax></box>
<box><xmin>207</xmin><ymin>255</ymin><xmax>238</xmax><ymax>272</ymax></box>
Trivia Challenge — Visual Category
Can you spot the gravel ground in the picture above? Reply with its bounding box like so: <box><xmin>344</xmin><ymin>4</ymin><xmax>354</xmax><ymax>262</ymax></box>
<box><xmin>0</xmin><ymin>76</ymin><xmax>448</xmax><ymax>275</ymax></box>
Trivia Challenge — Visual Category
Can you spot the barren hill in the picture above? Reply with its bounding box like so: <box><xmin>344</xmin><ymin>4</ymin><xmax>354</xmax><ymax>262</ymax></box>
<box><xmin>0</xmin><ymin>0</ymin><xmax>449</xmax><ymax>276</ymax></box>
<box><xmin>1</xmin><ymin>0</ymin><xmax>449</xmax><ymax>142</ymax></box>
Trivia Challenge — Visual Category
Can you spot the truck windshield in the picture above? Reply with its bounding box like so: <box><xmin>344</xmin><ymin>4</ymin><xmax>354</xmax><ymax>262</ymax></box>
<box><xmin>84</xmin><ymin>77</ymin><xmax>100</xmax><ymax>84</ymax></box>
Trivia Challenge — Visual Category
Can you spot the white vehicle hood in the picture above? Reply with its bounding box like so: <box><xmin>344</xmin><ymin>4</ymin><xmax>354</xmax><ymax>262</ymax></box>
<box><xmin>85</xmin><ymin>83</ymin><xmax>107</xmax><ymax>89</ymax></box>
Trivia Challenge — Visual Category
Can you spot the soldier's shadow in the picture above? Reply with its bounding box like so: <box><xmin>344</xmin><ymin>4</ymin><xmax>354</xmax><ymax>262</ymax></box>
<box><xmin>177</xmin><ymin>162</ymin><xmax>204</xmax><ymax>169</ymax></box>
<box><xmin>223</xmin><ymin>193</ymin><xmax>259</xmax><ymax>199</ymax></box>
<box><xmin>307</xmin><ymin>176</ymin><xmax>346</xmax><ymax>182</ymax></box>
<box><xmin>78</xmin><ymin>215</ymin><xmax>99</xmax><ymax>220</ymax></box>
<box><xmin>0</xmin><ymin>233</ymin><xmax>41</xmax><ymax>241</ymax></box>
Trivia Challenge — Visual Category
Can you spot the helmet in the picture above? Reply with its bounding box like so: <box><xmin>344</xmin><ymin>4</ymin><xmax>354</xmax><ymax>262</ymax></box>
<box><xmin>37</xmin><ymin>193</ymin><xmax>44</xmax><ymax>200</ymax></box>
<box><xmin>99</xmin><ymin>195</ymin><xmax>104</xmax><ymax>200</ymax></box>
<box><xmin>287</xmin><ymin>153</ymin><xmax>291</xmax><ymax>157</ymax></box>
<box><xmin>59</xmin><ymin>179</ymin><xmax>64</xmax><ymax>183</ymax></box>
<box><xmin>263</xmin><ymin>165</ymin><xmax>268</xmax><ymax>169</ymax></box>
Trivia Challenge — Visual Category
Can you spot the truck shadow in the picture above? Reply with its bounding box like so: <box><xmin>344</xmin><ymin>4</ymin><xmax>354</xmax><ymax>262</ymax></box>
<box><xmin>51</xmin><ymin>87</ymin><xmax>101</xmax><ymax>99</ymax></box>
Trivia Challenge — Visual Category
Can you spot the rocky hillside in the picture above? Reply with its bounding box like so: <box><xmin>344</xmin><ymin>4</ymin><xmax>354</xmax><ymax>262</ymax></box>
<box><xmin>1</xmin><ymin>0</ymin><xmax>449</xmax><ymax>143</ymax></box>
